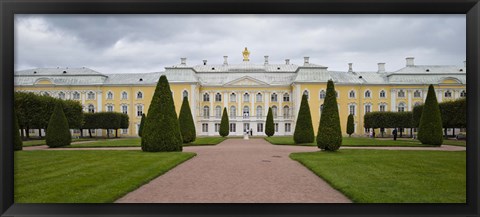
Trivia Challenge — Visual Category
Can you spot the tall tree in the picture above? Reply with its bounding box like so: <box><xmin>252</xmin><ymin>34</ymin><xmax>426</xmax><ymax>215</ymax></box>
<box><xmin>14</xmin><ymin>110</ymin><xmax>23</xmax><ymax>151</ymax></box>
<box><xmin>219</xmin><ymin>107</ymin><xmax>229</xmax><ymax>137</ymax></box>
<box><xmin>265</xmin><ymin>107</ymin><xmax>275</xmax><ymax>137</ymax></box>
<box><xmin>178</xmin><ymin>96</ymin><xmax>196</xmax><ymax>143</ymax></box>
<box><xmin>46</xmin><ymin>102</ymin><xmax>71</xmax><ymax>148</ymax></box>
<box><xmin>346</xmin><ymin>114</ymin><xmax>354</xmax><ymax>137</ymax></box>
<box><xmin>293</xmin><ymin>94</ymin><xmax>314</xmax><ymax>143</ymax></box>
<box><xmin>141</xmin><ymin>75</ymin><xmax>183</xmax><ymax>152</ymax></box>
<box><xmin>317</xmin><ymin>80</ymin><xmax>342</xmax><ymax>151</ymax></box>
<box><xmin>417</xmin><ymin>84</ymin><xmax>443</xmax><ymax>146</ymax></box>
<box><xmin>138</xmin><ymin>113</ymin><xmax>146</xmax><ymax>137</ymax></box>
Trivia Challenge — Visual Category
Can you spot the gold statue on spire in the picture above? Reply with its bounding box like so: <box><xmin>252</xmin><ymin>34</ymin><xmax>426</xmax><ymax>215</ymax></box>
<box><xmin>242</xmin><ymin>47</ymin><xmax>250</xmax><ymax>62</ymax></box>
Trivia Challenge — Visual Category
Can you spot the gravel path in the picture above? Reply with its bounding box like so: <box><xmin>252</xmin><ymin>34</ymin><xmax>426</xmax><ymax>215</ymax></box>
<box><xmin>116</xmin><ymin>138</ymin><xmax>351</xmax><ymax>203</ymax></box>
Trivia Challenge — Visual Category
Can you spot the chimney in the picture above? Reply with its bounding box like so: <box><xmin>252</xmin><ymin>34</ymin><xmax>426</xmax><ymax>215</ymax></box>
<box><xmin>348</xmin><ymin>63</ymin><xmax>353</xmax><ymax>72</ymax></box>
<box><xmin>264</xmin><ymin>56</ymin><xmax>269</xmax><ymax>65</ymax></box>
<box><xmin>180</xmin><ymin>57</ymin><xmax>187</xmax><ymax>65</ymax></box>
<box><xmin>285</xmin><ymin>59</ymin><xmax>290</xmax><ymax>65</ymax></box>
<box><xmin>203</xmin><ymin>60</ymin><xmax>207</xmax><ymax>65</ymax></box>
<box><xmin>223</xmin><ymin>56</ymin><xmax>228</xmax><ymax>65</ymax></box>
<box><xmin>377</xmin><ymin>63</ymin><xmax>385</xmax><ymax>73</ymax></box>
<box><xmin>304</xmin><ymin>57</ymin><xmax>310</xmax><ymax>65</ymax></box>
<box><xmin>406</xmin><ymin>57</ymin><xmax>414</xmax><ymax>67</ymax></box>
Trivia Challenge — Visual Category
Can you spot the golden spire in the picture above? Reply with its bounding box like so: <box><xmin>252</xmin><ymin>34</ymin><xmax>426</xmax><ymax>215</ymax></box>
<box><xmin>242</xmin><ymin>47</ymin><xmax>250</xmax><ymax>62</ymax></box>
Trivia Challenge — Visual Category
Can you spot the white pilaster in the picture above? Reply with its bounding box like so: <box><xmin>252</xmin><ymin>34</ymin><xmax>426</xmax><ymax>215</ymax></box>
<box><xmin>223</xmin><ymin>91</ymin><xmax>228</xmax><ymax>110</ymax></box>
<box><xmin>265</xmin><ymin>91</ymin><xmax>269</xmax><ymax>114</ymax></box>
<box><xmin>209</xmin><ymin>91</ymin><xmax>213</xmax><ymax>118</ymax></box>
<box><xmin>437</xmin><ymin>90</ymin><xmax>443</xmax><ymax>103</ymax></box>
<box><xmin>390</xmin><ymin>89</ymin><xmax>396</xmax><ymax>112</ymax></box>
<box><xmin>250</xmin><ymin>91</ymin><xmax>254</xmax><ymax>116</ymax></box>
<box><xmin>97</xmin><ymin>90</ymin><xmax>103</xmax><ymax>112</ymax></box>
<box><xmin>407</xmin><ymin>90</ymin><xmax>412</xmax><ymax>111</ymax></box>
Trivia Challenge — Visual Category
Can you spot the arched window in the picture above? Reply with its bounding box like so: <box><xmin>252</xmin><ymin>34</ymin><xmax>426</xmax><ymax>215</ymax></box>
<box><xmin>283</xmin><ymin>93</ymin><xmax>290</xmax><ymax>102</ymax></box>
<box><xmin>106</xmin><ymin>104</ymin><xmax>114</xmax><ymax>112</ymax></box>
<box><xmin>203</xmin><ymin>106</ymin><xmax>210</xmax><ymax>118</ymax></box>
<box><xmin>398</xmin><ymin>102</ymin><xmax>406</xmax><ymax>112</ymax></box>
<box><xmin>271</xmin><ymin>93</ymin><xmax>278</xmax><ymax>102</ymax></box>
<box><xmin>121</xmin><ymin>105</ymin><xmax>128</xmax><ymax>114</ymax></box>
<box><xmin>379</xmin><ymin>104</ymin><xmax>386</xmax><ymax>112</ymax></box>
<box><xmin>414</xmin><ymin>102</ymin><xmax>421</xmax><ymax>107</ymax></box>
<box><xmin>460</xmin><ymin>90</ymin><xmax>466</xmax><ymax>97</ymax></box>
<box><xmin>107</xmin><ymin>91</ymin><xmax>113</xmax><ymax>100</ymax></box>
<box><xmin>121</xmin><ymin>91</ymin><xmax>128</xmax><ymax>100</ymax></box>
<box><xmin>398</xmin><ymin>90</ymin><xmax>405</xmax><ymax>98</ymax></box>
<box><xmin>73</xmin><ymin>91</ymin><xmax>80</xmax><ymax>100</ymax></box>
<box><xmin>87</xmin><ymin>91</ymin><xmax>95</xmax><ymax>100</ymax></box>
<box><xmin>349</xmin><ymin>104</ymin><xmax>355</xmax><ymax>115</ymax></box>
<box><xmin>303</xmin><ymin>90</ymin><xmax>309</xmax><ymax>99</ymax></box>
<box><xmin>365</xmin><ymin>104</ymin><xmax>371</xmax><ymax>113</ymax></box>
<box><xmin>88</xmin><ymin>104</ymin><xmax>95</xmax><ymax>113</ymax></box>
<box><xmin>283</xmin><ymin>106</ymin><xmax>289</xmax><ymax>118</ymax></box>
<box><xmin>183</xmin><ymin>90</ymin><xmax>188</xmax><ymax>98</ymax></box>
<box><xmin>58</xmin><ymin>92</ymin><xmax>65</xmax><ymax>99</ymax></box>
<box><xmin>215</xmin><ymin>93</ymin><xmax>222</xmax><ymax>102</ymax></box>
<box><xmin>137</xmin><ymin>91</ymin><xmax>143</xmax><ymax>99</ymax></box>
<box><xmin>379</xmin><ymin>90</ymin><xmax>386</xmax><ymax>98</ymax></box>
<box><xmin>272</xmin><ymin>106</ymin><xmax>278</xmax><ymax>118</ymax></box>
<box><xmin>320</xmin><ymin>104</ymin><xmax>324</xmax><ymax>113</ymax></box>
<box><xmin>230</xmin><ymin>106</ymin><xmax>236</xmax><ymax>118</ymax></box>
<box><xmin>256</xmin><ymin>106</ymin><xmax>263</xmax><ymax>118</ymax></box>
<box><xmin>349</xmin><ymin>90</ymin><xmax>355</xmax><ymax>98</ymax></box>
<box><xmin>137</xmin><ymin>105</ymin><xmax>143</xmax><ymax>116</ymax></box>
<box><xmin>243</xmin><ymin>106</ymin><xmax>250</xmax><ymax>118</ymax></box>
<box><xmin>319</xmin><ymin>90</ymin><xmax>326</xmax><ymax>99</ymax></box>
<box><xmin>43</xmin><ymin>92</ymin><xmax>50</xmax><ymax>97</ymax></box>
<box><xmin>364</xmin><ymin>90</ymin><xmax>371</xmax><ymax>98</ymax></box>
<box><xmin>203</xmin><ymin>93</ymin><xmax>210</xmax><ymax>102</ymax></box>
<box><xmin>244</xmin><ymin>93</ymin><xmax>250</xmax><ymax>102</ymax></box>
<box><xmin>215</xmin><ymin>106</ymin><xmax>222</xmax><ymax>118</ymax></box>
<box><xmin>444</xmin><ymin>90</ymin><xmax>452</xmax><ymax>98</ymax></box>
<box><xmin>414</xmin><ymin>90</ymin><xmax>421</xmax><ymax>98</ymax></box>
<box><xmin>256</xmin><ymin>93</ymin><xmax>263</xmax><ymax>102</ymax></box>
<box><xmin>230</xmin><ymin>93</ymin><xmax>236</xmax><ymax>102</ymax></box>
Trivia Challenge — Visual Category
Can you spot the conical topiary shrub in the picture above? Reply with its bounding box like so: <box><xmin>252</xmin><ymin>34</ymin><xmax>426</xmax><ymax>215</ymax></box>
<box><xmin>219</xmin><ymin>107</ymin><xmax>229</xmax><ymax>137</ymax></box>
<box><xmin>293</xmin><ymin>94</ymin><xmax>314</xmax><ymax>144</ymax></box>
<box><xmin>417</xmin><ymin>84</ymin><xmax>443</xmax><ymax>146</ymax></box>
<box><xmin>14</xmin><ymin>110</ymin><xmax>23</xmax><ymax>151</ymax></box>
<box><xmin>265</xmin><ymin>107</ymin><xmax>275</xmax><ymax>137</ymax></box>
<box><xmin>179</xmin><ymin>96</ymin><xmax>196</xmax><ymax>143</ymax></box>
<box><xmin>138</xmin><ymin>114</ymin><xmax>146</xmax><ymax>137</ymax></box>
<box><xmin>141</xmin><ymin>75</ymin><xmax>183</xmax><ymax>152</ymax></box>
<box><xmin>46</xmin><ymin>102</ymin><xmax>71</xmax><ymax>148</ymax></box>
<box><xmin>346</xmin><ymin>114</ymin><xmax>354</xmax><ymax>137</ymax></box>
<box><xmin>317</xmin><ymin>80</ymin><xmax>342</xmax><ymax>151</ymax></box>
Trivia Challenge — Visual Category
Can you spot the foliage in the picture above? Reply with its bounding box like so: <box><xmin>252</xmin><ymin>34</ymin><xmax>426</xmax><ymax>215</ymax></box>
<box><xmin>95</xmin><ymin>112</ymin><xmax>122</xmax><ymax>138</ymax></box>
<box><xmin>412</xmin><ymin>98</ymin><xmax>466</xmax><ymax>128</ymax></box>
<box><xmin>14</xmin><ymin>111</ymin><xmax>23</xmax><ymax>151</ymax></box>
<box><xmin>293</xmin><ymin>94</ymin><xmax>315</xmax><ymax>143</ymax></box>
<box><xmin>346</xmin><ymin>114</ymin><xmax>354</xmax><ymax>136</ymax></box>
<box><xmin>219</xmin><ymin>107</ymin><xmax>229</xmax><ymax>137</ymax></box>
<box><xmin>141</xmin><ymin>75</ymin><xmax>183</xmax><ymax>152</ymax></box>
<box><xmin>265</xmin><ymin>107</ymin><xmax>275</xmax><ymax>137</ymax></box>
<box><xmin>138</xmin><ymin>114</ymin><xmax>146</xmax><ymax>137</ymax></box>
<box><xmin>120</xmin><ymin>113</ymin><xmax>129</xmax><ymax>129</ymax></box>
<box><xmin>316</xmin><ymin>80</ymin><xmax>342</xmax><ymax>151</ymax></box>
<box><xmin>417</xmin><ymin>85</ymin><xmax>443</xmax><ymax>146</ymax></box>
<box><xmin>178</xmin><ymin>97</ymin><xmax>196</xmax><ymax>143</ymax></box>
<box><xmin>364</xmin><ymin>111</ymin><xmax>414</xmax><ymax>129</ymax></box>
<box><xmin>45</xmin><ymin>102</ymin><xmax>71</xmax><ymax>148</ymax></box>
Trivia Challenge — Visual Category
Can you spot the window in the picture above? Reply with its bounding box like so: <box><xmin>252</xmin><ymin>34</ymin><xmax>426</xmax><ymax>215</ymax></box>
<box><xmin>271</xmin><ymin>93</ymin><xmax>278</xmax><ymax>102</ymax></box>
<box><xmin>215</xmin><ymin>93</ymin><xmax>222</xmax><ymax>102</ymax></box>
<box><xmin>444</xmin><ymin>90</ymin><xmax>452</xmax><ymax>98</ymax></box>
<box><xmin>203</xmin><ymin>93</ymin><xmax>210</xmax><ymax>102</ymax></box>
<box><xmin>364</xmin><ymin>90</ymin><xmax>371</xmax><ymax>98</ymax></box>
<box><xmin>256</xmin><ymin>106</ymin><xmax>263</xmax><ymax>118</ymax></box>
<box><xmin>243</xmin><ymin>106</ymin><xmax>250</xmax><ymax>118</ymax></box>
<box><xmin>335</xmin><ymin>91</ymin><xmax>339</xmax><ymax>98</ymax></box>
<box><xmin>202</xmin><ymin>123</ymin><xmax>208</xmax><ymax>132</ymax></box>
<box><xmin>414</xmin><ymin>102</ymin><xmax>421</xmax><ymax>107</ymax></box>
<box><xmin>244</xmin><ymin>123</ymin><xmax>250</xmax><ymax>132</ymax></box>
<box><xmin>215</xmin><ymin>123</ymin><xmax>221</xmax><ymax>132</ymax></box>
<box><xmin>285</xmin><ymin>123</ymin><xmax>291</xmax><ymax>132</ymax></box>
<box><xmin>414</xmin><ymin>90</ymin><xmax>421</xmax><ymax>98</ymax></box>
<box><xmin>183</xmin><ymin>90</ymin><xmax>188</xmax><ymax>98</ymax></box>
<box><xmin>274</xmin><ymin>123</ymin><xmax>279</xmax><ymax>132</ymax></box>
<box><xmin>398</xmin><ymin>103</ymin><xmax>406</xmax><ymax>112</ymax></box>
<box><xmin>303</xmin><ymin>90</ymin><xmax>309</xmax><ymax>99</ymax></box>
<box><xmin>272</xmin><ymin>106</ymin><xmax>278</xmax><ymax>118</ymax></box>
<box><xmin>230</xmin><ymin>123</ymin><xmax>236</xmax><ymax>132</ymax></box>
<box><xmin>319</xmin><ymin>90</ymin><xmax>326</xmax><ymax>99</ymax></box>
<box><xmin>203</xmin><ymin>106</ymin><xmax>210</xmax><ymax>118</ymax></box>
<box><xmin>121</xmin><ymin>91</ymin><xmax>128</xmax><ymax>100</ymax></box>
<box><xmin>379</xmin><ymin>90</ymin><xmax>386</xmax><ymax>98</ymax></box>
<box><xmin>349</xmin><ymin>104</ymin><xmax>355</xmax><ymax>115</ymax></box>
<box><xmin>87</xmin><ymin>91</ymin><xmax>95</xmax><ymax>100</ymax></box>
<box><xmin>43</xmin><ymin>92</ymin><xmax>50</xmax><ymax>97</ymax></box>
<box><xmin>320</xmin><ymin>104</ymin><xmax>324</xmax><ymax>113</ymax></box>
<box><xmin>137</xmin><ymin>105</ymin><xmax>143</xmax><ymax>117</ymax></box>
<box><xmin>230</xmin><ymin>93</ymin><xmax>236</xmax><ymax>102</ymax></box>
<box><xmin>257</xmin><ymin>123</ymin><xmax>264</xmax><ymax>132</ymax></box>
<box><xmin>283</xmin><ymin>93</ymin><xmax>290</xmax><ymax>102</ymax></box>
<box><xmin>88</xmin><ymin>104</ymin><xmax>95</xmax><ymax>113</ymax></box>
<box><xmin>256</xmin><ymin>93</ymin><xmax>263</xmax><ymax>102</ymax></box>
<box><xmin>73</xmin><ymin>91</ymin><xmax>80</xmax><ymax>100</ymax></box>
<box><xmin>398</xmin><ymin>90</ymin><xmax>405</xmax><ymax>98</ymax></box>
<box><xmin>122</xmin><ymin>129</ymin><xmax>128</xmax><ymax>134</ymax></box>
<box><xmin>107</xmin><ymin>91</ymin><xmax>113</xmax><ymax>100</ymax></box>
<box><xmin>215</xmin><ymin>106</ymin><xmax>222</xmax><ymax>118</ymax></box>
<box><xmin>137</xmin><ymin>91</ymin><xmax>143</xmax><ymax>99</ymax></box>
<box><xmin>460</xmin><ymin>90</ymin><xmax>466</xmax><ymax>97</ymax></box>
<box><xmin>107</xmin><ymin>105</ymin><xmax>114</xmax><ymax>112</ymax></box>
<box><xmin>58</xmin><ymin>92</ymin><xmax>65</xmax><ymax>99</ymax></box>
<box><xmin>283</xmin><ymin>106</ymin><xmax>289</xmax><ymax>118</ymax></box>
<box><xmin>230</xmin><ymin>106</ymin><xmax>236</xmax><ymax>118</ymax></box>
<box><xmin>121</xmin><ymin>105</ymin><xmax>128</xmax><ymax>114</ymax></box>
<box><xmin>365</xmin><ymin>104</ymin><xmax>371</xmax><ymax>113</ymax></box>
<box><xmin>243</xmin><ymin>93</ymin><xmax>250</xmax><ymax>102</ymax></box>
<box><xmin>349</xmin><ymin>90</ymin><xmax>355</xmax><ymax>98</ymax></box>
<box><xmin>379</xmin><ymin>104</ymin><xmax>386</xmax><ymax>112</ymax></box>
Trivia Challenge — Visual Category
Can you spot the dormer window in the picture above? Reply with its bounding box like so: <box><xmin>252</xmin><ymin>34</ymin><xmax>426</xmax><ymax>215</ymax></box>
<box><xmin>426</xmin><ymin>69</ymin><xmax>430</xmax><ymax>72</ymax></box>
<box><xmin>277</xmin><ymin>67</ymin><xmax>281</xmax><ymax>70</ymax></box>
<box><xmin>212</xmin><ymin>68</ymin><xmax>215</xmax><ymax>70</ymax></box>
<box><xmin>33</xmin><ymin>71</ymin><xmax>37</xmax><ymax>74</ymax></box>
<box><xmin>139</xmin><ymin>78</ymin><xmax>143</xmax><ymax>81</ymax></box>
<box><xmin>63</xmin><ymin>71</ymin><xmax>67</xmax><ymax>74</ymax></box>
<box><xmin>459</xmin><ymin>69</ymin><xmax>463</xmax><ymax>72</ymax></box>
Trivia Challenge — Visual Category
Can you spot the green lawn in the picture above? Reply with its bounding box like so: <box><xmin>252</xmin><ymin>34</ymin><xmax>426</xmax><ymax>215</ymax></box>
<box><xmin>15</xmin><ymin>150</ymin><xmax>196</xmax><ymax>203</ymax></box>
<box><xmin>23</xmin><ymin>138</ymin><xmax>97</xmax><ymax>147</ymax></box>
<box><xmin>442</xmin><ymin>139</ymin><xmax>466</xmax><ymax>147</ymax></box>
<box><xmin>265</xmin><ymin>136</ymin><xmax>462</xmax><ymax>147</ymax></box>
<box><xmin>290</xmin><ymin>150</ymin><xmax>466</xmax><ymax>203</ymax></box>
<box><xmin>64</xmin><ymin>137</ymin><xmax>225</xmax><ymax>148</ymax></box>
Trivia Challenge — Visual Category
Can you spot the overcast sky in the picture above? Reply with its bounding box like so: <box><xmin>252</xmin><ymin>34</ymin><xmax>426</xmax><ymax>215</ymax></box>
<box><xmin>14</xmin><ymin>14</ymin><xmax>465</xmax><ymax>74</ymax></box>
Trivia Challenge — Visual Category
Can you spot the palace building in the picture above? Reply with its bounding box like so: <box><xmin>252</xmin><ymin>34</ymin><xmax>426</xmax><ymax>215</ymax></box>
<box><xmin>14</xmin><ymin>48</ymin><xmax>467</xmax><ymax>137</ymax></box>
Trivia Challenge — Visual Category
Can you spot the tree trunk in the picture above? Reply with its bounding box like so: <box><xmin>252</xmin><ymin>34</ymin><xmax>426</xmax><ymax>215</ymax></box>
<box><xmin>115</xmin><ymin>129</ymin><xmax>119</xmax><ymax>138</ymax></box>
<box><xmin>107</xmin><ymin>129</ymin><xmax>110</xmax><ymax>138</ymax></box>
<box><xmin>39</xmin><ymin>129</ymin><xmax>42</xmax><ymax>138</ymax></box>
<box><xmin>444</xmin><ymin>128</ymin><xmax>448</xmax><ymax>138</ymax></box>
<box><xmin>88</xmin><ymin>129</ymin><xmax>92</xmax><ymax>138</ymax></box>
<box><xmin>410</xmin><ymin>128</ymin><xmax>413</xmax><ymax>138</ymax></box>
<box><xmin>26</xmin><ymin>126</ymin><xmax>30</xmax><ymax>139</ymax></box>
<box><xmin>453</xmin><ymin>128</ymin><xmax>456</xmax><ymax>136</ymax></box>
<box><xmin>20</xmin><ymin>127</ymin><xmax>25</xmax><ymax>139</ymax></box>
<box><xmin>80</xmin><ymin>129</ymin><xmax>83</xmax><ymax>138</ymax></box>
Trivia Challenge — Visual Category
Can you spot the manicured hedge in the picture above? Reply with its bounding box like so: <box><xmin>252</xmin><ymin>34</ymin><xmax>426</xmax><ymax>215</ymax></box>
<box><xmin>412</xmin><ymin>98</ymin><xmax>466</xmax><ymax>128</ymax></box>
<box><xmin>294</xmin><ymin>94</ymin><xmax>314</xmax><ymax>144</ymax></box>
<box><xmin>80</xmin><ymin>112</ymin><xmax>128</xmax><ymax>138</ymax></box>
<box><xmin>364</xmin><ymin>111</ymin><xmax>414</xmax><ymax>129</ymax></box>
<box><xmin>418</xmin><ymin>85</ymin><xmax>443</xmax><ymax>146</ymax></box>
<box><xmin>265</xmin><ymin>107</ymin><xmax>275</xmax><ymax>137</ymax></box>
<box><xmin>138</xmin><ymin>114</ymin><xmax>146</xmax><ymax>137</ymax></box>
<box><xmin>14</xmin><ymin>111</ymin><xmax>23</xmax><ymax>151</ymax></box>
<box><xmin>178</xmin><ymin>96</ymin><xmax>196</xmax><ymax>142</ymax></box>
<box><xmin>219</xmin><ymin>107</ymin><xmax>229</xmax><ymax>137</ymax></box>
<box><xmin>46</xmin><ymin>102</ymin><xmax>71</xmax><ymax>148</ymax></box>
<box><xmin>317</xmin><ymin>80</ymin><xmax>342</xmax><ymax>151</ymax></box>
<box><xmin>346</xmin><ymin>114</ymin><xmax>354</xmax><ymax>137</ymax></box>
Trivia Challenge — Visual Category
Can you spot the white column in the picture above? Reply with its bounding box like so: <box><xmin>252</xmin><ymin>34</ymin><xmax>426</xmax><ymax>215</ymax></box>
<box><xmin>454</xmin><ymin>90</ymin><xmax>459</xmax><ymax>99</ymax></box>
<box><xmin>250</xmin><ymin>91</ymin><xmax>254</xmax><ymax>117</ymax></box>
<box><xmin>390</xmin><ymin>89</ymin><xmax>396</xmax><ymax>112</ymax></box>
<box><xmin>81</xmin><ymin>91</ymin><xmax>86</xmax><ymax>110</ymax></box>
<box><xmin>209</xmin><ymin>91</ymin><xmax>213</xmax><ymax>118</ymax></box>
<box><xmin>407</xmin><ymin>90</ymin><xmax>412</xmax><ymax>111</ymax></box>
<box><xmin>423</xmin><ymin>88</ymin><xmax>428</xmax><ymax>102</ymax></box>
<box><xmin>237</xmin><ymin>91</ymin><xmax>241</xmax><ymax>118</ymax></box>
<box><xmin>265</xmin><ymin>91</ymin><xmax>269</xmax><ymax>114</ymax></box>
<box><xmin>295</xmin><ymin>85</ymin><xmax>301</xmax><ymax>118</ymax></box>
<box><xmin>223</xmin><ymin>91</ymin><xmax>228</xmax><ymax>110</ymax></box>
<box><xmin>191</xmin><ymin>85</ymin><xmax>196</xmax><ymax>123</ymax></box>
<box><xmin>97</xmin><ymin>90</ymin><xmax>103</xmax><ymax>112</ymax></box>
<box><xmin>279</xmin><ymin>92</ymin><xmax>283</xmax><ymax>117</ymax></box>
<box><xmin>437</xmin><ymin>90</ymin><xmax>443</xmax><ymax>103</ymax></box>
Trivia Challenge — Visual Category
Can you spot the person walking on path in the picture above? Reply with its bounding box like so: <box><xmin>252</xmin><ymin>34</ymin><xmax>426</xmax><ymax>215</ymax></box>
<box><xmin>392</xmin><ymin>128</ymin><xmax>398</xmax><ymax>141</ymax></box>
